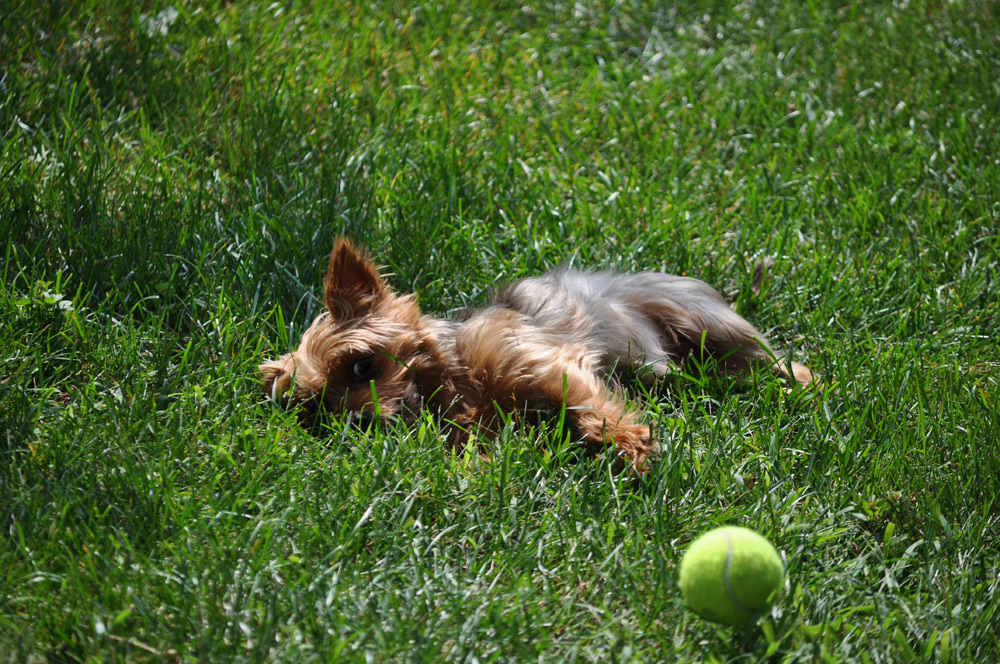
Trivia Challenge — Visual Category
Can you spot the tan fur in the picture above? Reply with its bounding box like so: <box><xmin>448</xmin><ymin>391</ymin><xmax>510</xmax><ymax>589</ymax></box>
<box><xmin>260</xmin><ymin>239</ymin><xmax>812</xmax><ymax>470</ymax></box>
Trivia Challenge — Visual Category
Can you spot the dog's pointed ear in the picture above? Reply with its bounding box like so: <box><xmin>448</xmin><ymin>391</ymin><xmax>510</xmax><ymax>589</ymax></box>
<box><xmin>324</xmin><ymin>238</ymin><xmax>388</xmax><ymax>320</ymax></box>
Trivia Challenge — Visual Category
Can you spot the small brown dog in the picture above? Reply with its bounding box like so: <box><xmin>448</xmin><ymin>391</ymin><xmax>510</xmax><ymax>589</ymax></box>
<box><xmin>260</xmin><ymin>239</ymin><xmax>811</xmax><ymax>468</ymax></box>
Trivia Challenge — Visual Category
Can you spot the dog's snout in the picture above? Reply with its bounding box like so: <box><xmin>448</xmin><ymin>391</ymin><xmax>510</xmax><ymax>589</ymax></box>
<box><xmin>350</xmin><ymin>411</ymin><xmax>376</xmax><ymax>430</ymax></box>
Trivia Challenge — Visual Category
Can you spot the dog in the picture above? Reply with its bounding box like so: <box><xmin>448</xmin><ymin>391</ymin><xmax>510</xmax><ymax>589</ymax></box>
<box><xmin>260</xmin><ymin>239</ymin><xmax>812</xmax><ymax>469</ymax></box>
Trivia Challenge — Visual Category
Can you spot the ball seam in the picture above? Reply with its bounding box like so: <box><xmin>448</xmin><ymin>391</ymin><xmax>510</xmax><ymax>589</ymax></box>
<box><xmin>722</xmin><ymin>531</ymin><xmax>753</xmax><ymax>616</ymax></box>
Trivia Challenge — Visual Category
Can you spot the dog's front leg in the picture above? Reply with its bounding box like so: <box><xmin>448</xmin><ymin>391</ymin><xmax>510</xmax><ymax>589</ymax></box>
<box><xmin>536</xmin><ymin>360</ymin><xmax>654</xmax><ymax>470</ymax></box>
<box><xmin>488</xmin><ymin>350</ymin><xmax>653</xmax><ymax>469</ymax></box>
<box><xmin>457</xmin><ymin>310</ymin><xmax>654</xmax><ymax>469</ymax></box>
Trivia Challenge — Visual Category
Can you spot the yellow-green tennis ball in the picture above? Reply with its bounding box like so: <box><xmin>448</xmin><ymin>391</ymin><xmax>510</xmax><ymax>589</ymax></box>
<box><xmin>678</xmin><ymin>526</ymin><xmax>784</xmax><ymax>625</ymax></box>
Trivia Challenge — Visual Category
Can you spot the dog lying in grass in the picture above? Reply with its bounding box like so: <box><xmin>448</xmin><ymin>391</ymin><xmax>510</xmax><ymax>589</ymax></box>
<box><xmin>260</xmin><ymin>239</ymin><xmax>812</xmax><ymax>469</ymax></box>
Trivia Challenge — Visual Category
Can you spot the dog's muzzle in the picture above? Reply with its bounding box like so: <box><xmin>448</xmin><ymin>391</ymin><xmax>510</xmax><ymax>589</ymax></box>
<box><xmin>349</xmin><ymin>411</ymin><xmax>377</xmax><ymax>431</ymax></box>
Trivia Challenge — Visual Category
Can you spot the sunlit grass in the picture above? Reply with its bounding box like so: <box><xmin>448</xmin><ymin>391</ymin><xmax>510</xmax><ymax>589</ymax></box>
<box><xmin>2</xmin><ymin>1</ymin><xmax>998</xmax><ymax>661</ymax></box>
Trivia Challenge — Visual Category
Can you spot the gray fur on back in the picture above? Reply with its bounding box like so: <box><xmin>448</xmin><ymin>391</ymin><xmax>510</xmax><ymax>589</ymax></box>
<box><xmin>494</xmin><ymin>268</ymin><xmax>773</xmax><ymax>377</ymax></box>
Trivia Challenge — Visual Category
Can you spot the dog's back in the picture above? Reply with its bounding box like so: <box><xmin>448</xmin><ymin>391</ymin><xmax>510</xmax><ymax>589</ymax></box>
<box><xmin>495</xmin><ymin>268</ymin><xmax>809</xmax><ymax>383</ymax></box>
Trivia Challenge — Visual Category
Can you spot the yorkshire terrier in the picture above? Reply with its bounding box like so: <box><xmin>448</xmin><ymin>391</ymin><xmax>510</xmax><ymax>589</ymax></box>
<box><xmin>260</xmin><ymin>239</ymin><xmax>812</xmax><ymax>469</ymax></box>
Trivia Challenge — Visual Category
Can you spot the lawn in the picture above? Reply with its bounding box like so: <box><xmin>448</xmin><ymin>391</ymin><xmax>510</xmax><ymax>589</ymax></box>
<box><xmin>2</xmin><ymin>1</ymin><xmax>998</xmax><ymax>661</ymax></box>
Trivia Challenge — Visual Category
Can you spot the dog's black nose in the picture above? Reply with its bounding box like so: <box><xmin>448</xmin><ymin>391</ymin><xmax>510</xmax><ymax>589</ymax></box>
<box><xmin>350</xmin><ymin>411</ymin><xmax>376</xmax><ymax>430</ymax></box>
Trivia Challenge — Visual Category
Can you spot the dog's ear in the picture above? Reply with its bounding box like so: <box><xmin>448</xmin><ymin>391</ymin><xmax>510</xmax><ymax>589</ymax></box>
<box><xmin>324</xmin><ymin>238</ymin><xmax>388</xmax><ymax>320</ymax></box>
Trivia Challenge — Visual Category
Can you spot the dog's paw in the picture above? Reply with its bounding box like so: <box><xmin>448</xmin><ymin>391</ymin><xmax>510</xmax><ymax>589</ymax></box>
<box><xmin>611</xmin><ymin>423</ymin><xmax>655</xmax><ymax>472</ymax></box>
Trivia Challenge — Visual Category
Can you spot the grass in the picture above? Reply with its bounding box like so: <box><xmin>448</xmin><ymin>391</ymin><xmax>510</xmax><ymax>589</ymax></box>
<box><xmin>2</xmin><ymin>0</ymin><xmax>998</xmax><ymax>661</ymax></box>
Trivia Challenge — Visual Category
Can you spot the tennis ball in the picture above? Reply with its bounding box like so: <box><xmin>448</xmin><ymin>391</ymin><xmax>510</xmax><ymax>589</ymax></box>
<box><xmin>678</xmin><ymin>526</ymin><xmax>784</xmax><ymax>625</ymax></box>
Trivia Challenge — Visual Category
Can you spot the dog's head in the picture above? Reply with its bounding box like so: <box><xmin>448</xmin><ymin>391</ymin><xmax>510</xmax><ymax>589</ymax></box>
<box><xmin>260</xmin><ymin>239</ymin><xmax>444</xmax><ymax>430</ymax></box>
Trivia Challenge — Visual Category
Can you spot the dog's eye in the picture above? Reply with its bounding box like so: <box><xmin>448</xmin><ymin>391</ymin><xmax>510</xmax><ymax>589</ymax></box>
<box><xmin>349</xmin><ymin>356</ymin><xmax>377</xmax><ymax>382</ymax></box>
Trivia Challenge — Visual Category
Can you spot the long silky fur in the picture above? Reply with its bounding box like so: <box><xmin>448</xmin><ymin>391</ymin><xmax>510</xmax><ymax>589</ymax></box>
<box><xmin>260</xmin><ymin>239</ymin><xmax>812</xmax><ymax>470</ymax></box>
